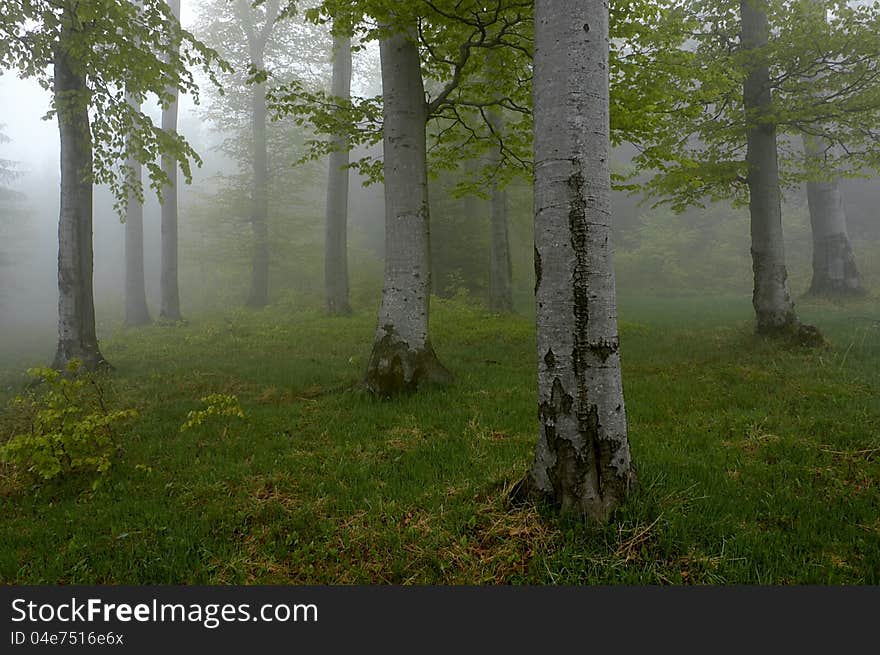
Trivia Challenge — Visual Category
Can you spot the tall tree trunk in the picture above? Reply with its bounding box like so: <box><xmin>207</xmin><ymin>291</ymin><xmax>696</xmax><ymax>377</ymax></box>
<box><xmin>802</xmin><ymin>136</ymin><xmax>864</xmax><ymax>296</ymax></box>
<box><xmin>160</xmin><ymin>0</ymin><xmax>182</xmax><ymax>322</ymax></box>
<box><xmin>325</xmin><ymin>33</ymin><xmax>352</xmax><ymax>315</ymax></box>
<box><xmin>363</xmin><ymin>26</ymin><xmax>452</xmax><ymax>397</ymax></box>
<box><xmin>245</xmin><ymin>52</ymin><xmax>270</xmax><ymax>308</ymax></box>
<box><xmin>124</xmin><ymin>93</ymin><xmax>151</xmax><ymax>327</ymax></box>
<box><xmin>52</xmin><ymin>14</ymin><xmax>107</xmax><ymax>371</ymax></box>
<box><xmin>741</xmin><ymin>0</ymin><xmax>805</xmax><ymax>336</ymax></box>
<box><xmin>487</xmin><ymin>109</ymin><xmax>513</xmax><ymax>313</ymax></box>
<box><xmin>517</xmin><ymin>0</ymin><xmax>634</xmax><ymax>522</ymax></box>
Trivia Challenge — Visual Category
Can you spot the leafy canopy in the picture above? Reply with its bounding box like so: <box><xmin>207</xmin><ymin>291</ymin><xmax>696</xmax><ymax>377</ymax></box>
<box><xmin>0</xmin><ymin>0</ymin><xmax>230</xmax><ymax>215</ymax></box>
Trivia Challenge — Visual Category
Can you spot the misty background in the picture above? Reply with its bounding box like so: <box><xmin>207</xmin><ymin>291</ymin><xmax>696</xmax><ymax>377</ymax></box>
<box><xmin>2</xmin><ymin>3</ymin><xmax>879</xmax><ymax>368</ymax></box>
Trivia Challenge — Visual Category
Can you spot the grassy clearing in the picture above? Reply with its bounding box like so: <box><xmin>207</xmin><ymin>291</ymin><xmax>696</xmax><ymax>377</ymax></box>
<box><xmin>1</xmin><ymin>294</ymin><xmax>878</xmax><ymax>584</ymax></box>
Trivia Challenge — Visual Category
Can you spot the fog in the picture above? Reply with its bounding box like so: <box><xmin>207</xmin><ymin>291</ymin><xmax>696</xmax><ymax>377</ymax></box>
<box><xmin>2</xmin><ymin>2</ymin><xmax>879</xmax><ymax>369</ymax></box>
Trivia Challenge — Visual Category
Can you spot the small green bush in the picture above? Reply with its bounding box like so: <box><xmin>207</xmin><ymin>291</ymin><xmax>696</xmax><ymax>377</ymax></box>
<box><xmin>180</xmin><ymin>393</ymin><xmax>245</xmax><ymax>433</ymax></box>
<box><xmin>0</xmin><ymin>360</ymin><xmax>137</xmax><ymax>483</ymax></box>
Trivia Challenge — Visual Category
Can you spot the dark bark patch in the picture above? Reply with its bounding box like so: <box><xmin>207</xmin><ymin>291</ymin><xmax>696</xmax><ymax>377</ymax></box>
<box><xmin>588</xmin><ymin>338</ymin><xmax>619</xmax><ymax>362</ymax></box>
<box><xmin>543</xmin><ymin>348</ymin><xmax>556</xmax><ymax>369</ymax></box>
<box><xmin>533</xmin><ymin>245</ymin><xmax>542</xmax><ymax>294</ymax></box>
<box><xmin>364</xmin><ymin>326</ymin><xmax>453</xmax><ymax>399</ymax></box>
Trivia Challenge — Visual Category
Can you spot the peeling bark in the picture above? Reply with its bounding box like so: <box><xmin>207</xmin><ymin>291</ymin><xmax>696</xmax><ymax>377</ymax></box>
<box><xmin>363</xmin><ymin>24</ymin><xmax>452</xmax><ymax>397</ymax></box>
<box><xmin>516</xmin><ymin>0</ymin><xmax>634</xmax><ymax>522</ymax></box>
<box><xmin>160</xmin><ymin>0</ymin><xmax>183</xmax><ymax>322</ymax></box>
<box><xmin>325</xmin><ymin>32</ymin><xmax>352</xmax><ymax>315</ymax></box>
<box><xmin>52</xmin><ymin>14</ymin><xmax>107</xmax><ymax>371</ymax></box>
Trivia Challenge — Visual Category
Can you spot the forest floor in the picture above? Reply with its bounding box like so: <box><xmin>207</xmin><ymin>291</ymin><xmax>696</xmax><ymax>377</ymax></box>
<box><xmin>1</xmin><ymin>294</ymin><xmax>878</xmax><ymax>584</ymax></box>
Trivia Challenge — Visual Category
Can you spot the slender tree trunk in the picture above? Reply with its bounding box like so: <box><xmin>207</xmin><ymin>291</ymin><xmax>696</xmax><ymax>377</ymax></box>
<box><xmin>325</xmin><ymin>33</ymin><xmax>352</xmax><ymax>315</ymax></box>
<box><xmin>124</xmin><ymin>93</ymin><xmax>151</xmax><ymax>326</ymax></box>
<box><xmin>52</xmin><ymin>15</ymin><xmax>106</xmax><ymax>371</ymax></box>
<box><xmin>802</xmin><ymin>136</ymin><xmax>864</xmax><ymax>297</ymax></box>
<box><xmin>160</xmin><ymin>0</ymin><xmax>182</xmax><ymax>322</ymax></box>
<box><xmin>364</xmin><ymin>25</ymin><xmax>452</xmax><ymax>397</ymax></box>
<box><xmin>245</xmin><ymin>52</ymin><xmax>270</xmax><ymax>308</ymax></box>
<box><xmin>516</xmin><ymin>0</ymin><xmax>634</xmax><ymax>522</ymax></box>
<box><xmin>487</xmin><ymin>109</ymin><xmax>513</xmax><ymax>313</ymax></box>
<box><xmin>741</xmin><ymin>0</ymin><xmax>812</xmax><ymax>339</ymax></box>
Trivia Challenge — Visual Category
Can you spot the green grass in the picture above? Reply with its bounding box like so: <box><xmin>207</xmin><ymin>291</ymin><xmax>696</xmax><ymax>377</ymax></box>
<box><xmin>1</xmin><ymin>293</ymin><xmax>878</xmax><ymax>584</ymax></box>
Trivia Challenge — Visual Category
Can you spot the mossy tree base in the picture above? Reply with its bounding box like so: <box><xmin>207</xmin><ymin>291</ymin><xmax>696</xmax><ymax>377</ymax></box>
<box><xmin>52</xmin><ymin>342</ymin><xmax>109</xmax><ymax>372</ymax></box>
<box><xmin>364</xmin><ymin>327</ymin><xmax>453</xmax><ymax>398</ymax></box>
<box><xmin>756</xmin><ymin>316</ymin><xmax>825</xmax><ymax>348</ymax></box>
<box><xmin>510</xmin><ymin>467</ymin><xmax>637</xmax><ymax>525</ymax></box>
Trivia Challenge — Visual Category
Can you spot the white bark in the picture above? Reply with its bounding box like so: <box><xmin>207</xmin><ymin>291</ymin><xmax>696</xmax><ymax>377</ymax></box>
<box><xmin>522</xmin><ymin>0</ymin><xmax>634</xmax><ymax>521</ymax></box>
<box><xmin>364</xmin><ymin>24</ymin><xmax>451</xmax><ymax>397</ymax></box>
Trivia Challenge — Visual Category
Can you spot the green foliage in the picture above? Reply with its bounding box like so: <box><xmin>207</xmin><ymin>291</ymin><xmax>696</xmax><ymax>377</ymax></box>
<box><xmin>180</xmin><ymin>394</ymin><xmax>246</xmax><ymax>433</ymax></box>
<box><xmin>633</xmin><ymin>0</ymin><xmax>880</xmax><ymax>209</ymax></box>
<box><xmin>0</xmin><ymin>361</ymin><xmax>137</xmax><ymax>484</ymax></box>
<box><xmin>0</xmin><ymin>0</ymin><xmax>231</xmax><ymax>215</ymax></box>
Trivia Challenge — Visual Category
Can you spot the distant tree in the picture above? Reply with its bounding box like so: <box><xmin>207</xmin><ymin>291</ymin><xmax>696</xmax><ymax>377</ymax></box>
<box><xmin>160</xmin><ymin>0</ymin><xmax>184</xmax><ymax>323</ymax></box>
<box><xmin>0</xmin><ymin>124</ymin><xmax>22</xmax><ymax>308</ymax></box>
<box><xmin>634</xmin><ymin>0</ymin><xmax>880</xmax><ymax>339</ymax></box>
<box><xmin>799</xmin><ymin>0</ymin><xmax>865</xmax><ymax>298</ymax></box>
<box><xmin>516</xmin><ymin>0</ymin><xmax>635</xmax><ymax>522</ymax></box>
<box><xmin>273</xmin><ymin>0</ymin><xmax>532</xmax><ymax>397</ymax></box>
<box><xmin>124</xmin><ymin>93</ymin><xmax>152</xmax><ymax>327</ymax></box>
<box><xmin>487</xmin><ymin>107</ymin><xmax>513</xmax><ymax>313</ymax></box>
<box><xmin>237</xmin><ymin>0</ymin><xmax>282</xmax><ymax>309</ymax></box>
<box><xmin>324</xmin><ymin>25</ymin><xmax>353</xmax><ymax>315</ymax></box>
<box><xmin>195</xmin><ymin>0</ymin><xmax>330</xmax><ymax>309</ymax></box>
<box><xmin>0</xmin><ymin>0</ymin><xmax>226</xmax><ymax>369</ymax></box>
<box><xmin>802</xmin><ymin>134</ymin><xmax>864</xmax><ymax>296</ymax></box>
<box><xmin>0</xmin><ymin>124</ymin><xmax>15</xmax><ymax>192</ymax></box>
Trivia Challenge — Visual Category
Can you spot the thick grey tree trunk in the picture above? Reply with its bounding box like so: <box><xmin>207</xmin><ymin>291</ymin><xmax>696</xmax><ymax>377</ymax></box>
<box><xmin>364</xmin><ymin>25</ymin><xmax>452</xmax><ymax>397</ymax></box>
<box><xmin>741</xmin><ymin>0</ymin><xmax>805</xmax><ymax>336</ymax></box>
<box><xmin>802</xmin><ymin>136</ymin><xmax>864</xmax><ymax>296</ymax></box>
<box><xmin>52</xmin><ymin>15</ymin><xmax>106</xmax><ymax>371</ymax></box>
<box><xmin>517</xmin><ymin>0</ymin><xmax>634</xmax><ymax>522</ymax></box>
<box><xmin>487</xmin><ymin>109</ymin><xmax>513</xmax><ymax>313</ymax></box>
<box><xmin>124</xmin><ymin>93</ymin><xmax>151</xmax><ymax>327</ymax></box>
<box><xmin>160</xmin><ymin>0</ymin><xmax>182</xmax><ymax>322</ymax></box>
<box><xmin>324</xmin><ymin>33</ymin><xmax>352</xmax><ymax>315</ymax></box>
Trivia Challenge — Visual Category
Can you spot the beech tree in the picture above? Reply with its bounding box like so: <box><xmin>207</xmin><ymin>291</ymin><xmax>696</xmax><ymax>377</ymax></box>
<box><xmin>325</xmin><ymin>27</ymin><xmax>353</xmax><ymax>315</ymax></box>
<box><xmin>195</xmin><ymin>0</ymin><xmax>330</xmax><ymax>308</ymax></box>
<box><xmin>124</xmin><ymin>94</ymin><xmax>151</xmax><ymax>327</ymax></box>
<box><xmin>271</xmin><ymin>0</ymin><xmax>532</xmax><ymax>396</ymax></box>
<box><xmin>0</xmin><ymin>0</ymin><xmax>226</xmax><ymax>369</ymax></box>
<box><xmin>160</xmin><ymin>0</ymin><xmax>184</xmax><ymax>322</ymax></box>
<box><xmin>238</xmin><ymin>0</ymin><xmax>282</xmax><ymax>309</ymax></box>
<box><xmin>487</xmin><ymin>108</ymin><xmax>513</xmax><ymax>313</ymax></box>
<box><xmin>634</xmin><ymin>0</ymin><xmax>880</xmax><ymax>338</ymax></box>
<box><xmin>802</xmin><ymin>135</ymin><xmax>864</xmax><ymax>296</ymax></box>
<box><xmin>516</xmin><ymin>0</ymin><xmax>635</xmax><ymax>522</ymax></box>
